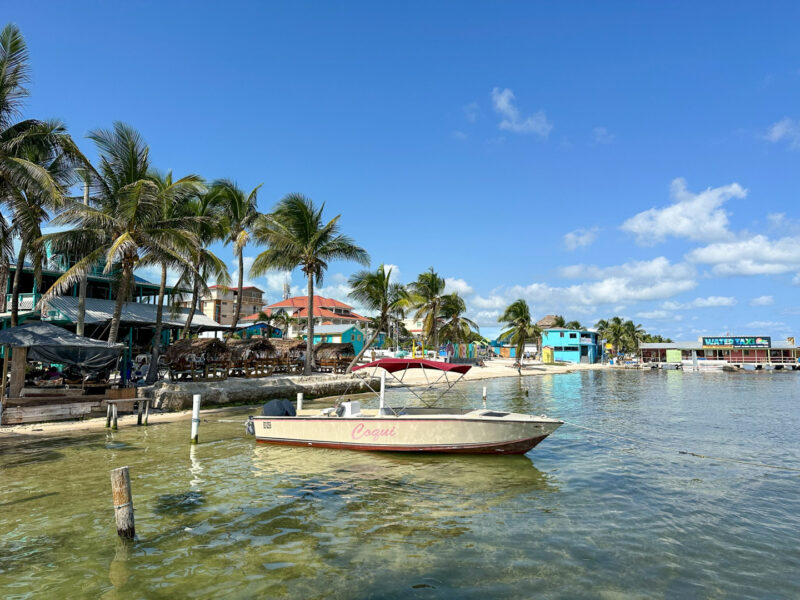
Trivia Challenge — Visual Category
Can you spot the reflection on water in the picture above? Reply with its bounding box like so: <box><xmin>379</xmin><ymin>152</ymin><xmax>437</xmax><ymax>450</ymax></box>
<box><xmin>1</xmin><ymin>370</ymin><xmax>799</xmax><ymax>598</ymax></box>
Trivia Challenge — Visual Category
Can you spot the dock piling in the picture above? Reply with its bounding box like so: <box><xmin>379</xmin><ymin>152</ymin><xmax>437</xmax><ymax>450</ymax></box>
<box><xmin>379</xmin><ymin>371</ymin><xmax>386</xmax><ymax>410</ymax></box>
<box><xmin>482</xmin><ymin>386</ymin><xmax>487</xmax><ymax>408</ymax></box>
<box><xmin>106</xmin><ymin>403</ymin><xmax>112</xmax><ymax>428</ymax></box>
<box><xmin>143</xmin><ymin>399</ymin><xmax>149</xmax><ymax>426</ymax></box>
<box><xmin>110</xmin><ymin>466</ymin><xmax>135</xmax><ymax>539</ymax></box>
<box><xmin>190</xmin><ymin>394</ymin><xmax>201</xmax><ymax>444</ymax></box>
<box><xmin>136</xmin><ymin>401</ymin><xmax>143</xmax><ymax>426</ymax></box>
<box><xmin>112</xmin><ymin>403</ymin><xmax>118</xmax><ymax>430</ymax></box>
<box><xmin>297</xmin><ymin>392</ymin><xmax>303</xmax><ymax>411</ymax></box>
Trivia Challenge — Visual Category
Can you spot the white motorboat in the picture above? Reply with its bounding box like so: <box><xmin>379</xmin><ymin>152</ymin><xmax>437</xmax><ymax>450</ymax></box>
<box><xmin>246</xmin><ymin>358</ymin><xmax>562</xmax><ymax>455</ymax></box>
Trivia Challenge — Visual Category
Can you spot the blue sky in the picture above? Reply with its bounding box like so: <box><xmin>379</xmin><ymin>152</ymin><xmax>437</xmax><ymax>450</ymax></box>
<box><xmin>9</xmin><ymin>2</ymin><xmax>800</xmax><ymax>340</ymax></box>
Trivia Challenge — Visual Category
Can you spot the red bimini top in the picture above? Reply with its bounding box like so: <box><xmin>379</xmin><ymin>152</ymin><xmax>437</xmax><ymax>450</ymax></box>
<box><xmin>352</xmin><ymin>358</ymin><xmax>472</xmax><ymax>374</ymax></box>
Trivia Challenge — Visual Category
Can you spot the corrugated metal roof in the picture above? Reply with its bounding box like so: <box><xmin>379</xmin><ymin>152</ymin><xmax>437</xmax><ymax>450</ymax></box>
<box><xmin>43</xmin><ymin>296</ymin><xmax>225</xmax><ymax>330</ymax></box>
<box><xmin>312</xmin><ymin>324</ymin><xmax>363</xmax><ymax>335</ymax></box>
<box><xmin>641</xmin><ymin>341</ymin><xmax>798</xmax><ymax>350</ymax></box>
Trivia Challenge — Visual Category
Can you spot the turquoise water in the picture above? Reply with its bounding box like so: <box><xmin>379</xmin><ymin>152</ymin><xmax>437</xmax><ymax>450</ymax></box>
<box><xmin>1</xmin><ymin>370</ymin><xmax>799</xmax><ymax>598</ymax></box>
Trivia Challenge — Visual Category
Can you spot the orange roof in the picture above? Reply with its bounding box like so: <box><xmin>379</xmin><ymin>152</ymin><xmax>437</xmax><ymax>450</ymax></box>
<box><xmin>293</xmin><ymin>306</ymin><xmax>369</xmax><ymax>321</ymax></box>
<box><xmin>265</xmin><ymin>295</ymin><xmax>352</xmax><ymax>310</ymax></box>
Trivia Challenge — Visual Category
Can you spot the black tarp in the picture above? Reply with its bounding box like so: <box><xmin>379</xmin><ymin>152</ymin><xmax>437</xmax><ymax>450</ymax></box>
<box><xmin>0</xmin><ymin>322</ymin><xmax>124</xmax><ymax>370</ymax></box>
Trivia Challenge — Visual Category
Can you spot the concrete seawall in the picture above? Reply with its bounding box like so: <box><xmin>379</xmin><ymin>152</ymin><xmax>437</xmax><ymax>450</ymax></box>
<box><xmin>147</xmin><ymin>374</ymin><xmax>378</xmax><ymax>411</ymax></box>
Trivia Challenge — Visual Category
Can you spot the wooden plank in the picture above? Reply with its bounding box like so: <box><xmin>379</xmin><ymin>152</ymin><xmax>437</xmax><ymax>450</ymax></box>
<box><xmin>2</xmin><ymin>402</ymin><xmax>93</xmax><ymax>425</ymax></box>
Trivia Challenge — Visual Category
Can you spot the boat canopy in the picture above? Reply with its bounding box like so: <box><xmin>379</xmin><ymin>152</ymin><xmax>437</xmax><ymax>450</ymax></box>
<box><xmin>352</xmin><ymin>358</ymin><xmax>472</xmax><ymax>374</ymax></box>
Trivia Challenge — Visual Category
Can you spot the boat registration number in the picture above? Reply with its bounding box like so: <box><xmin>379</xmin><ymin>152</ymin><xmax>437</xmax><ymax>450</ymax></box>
<box><xmin>262</xmin><ymin>421</ymin><xmax>271</xmax><ymax>430</ymax></box>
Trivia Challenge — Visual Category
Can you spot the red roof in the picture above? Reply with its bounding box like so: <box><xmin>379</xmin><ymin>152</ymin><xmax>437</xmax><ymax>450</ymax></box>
<box><xmin>265</xmin><ymin>295</ymin><xmax>353</xmax><ymax>310</ymax></box>
<box><xmin>293</xmin><ymin>306</ymin><xmax>369</xmax><ymax>321</ymax></box>
<box><xmin>208</xmin><ymin>285</ymin><xmax>264</xmax><ymax>293</ymax></box>
<box><xmin>352</xmin><ymin>358</ymin><xmax>472</xmax><ymax>374</ymax></box>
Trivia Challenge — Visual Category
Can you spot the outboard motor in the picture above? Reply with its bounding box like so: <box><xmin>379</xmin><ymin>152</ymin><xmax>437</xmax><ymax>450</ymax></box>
<box><xmin>261</xmin><ymin>398</ymin><xmax>296</xmax><ymax>417</ymax></box>
<box><xmin>244</xmin><ymin>417</ymin><xmax>255</xmax><ymax>436</ymax></box>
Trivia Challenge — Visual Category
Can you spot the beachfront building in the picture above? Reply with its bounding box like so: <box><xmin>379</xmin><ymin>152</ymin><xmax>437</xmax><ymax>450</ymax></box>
<box><xmin>402</xmin><ymin>317</ymin><xmax>426</xmax><ymax>339</ymax></box>
<box><xmin>640</xmin><ymin>336</ymin><xmax>800</xmax><ymax>370</ymax></box>
<box><xmin>185</xmin><ymin>285</ymin><xmax>264</xmax><ymax>328</ymax></box>
<box><xmin>541</xmin><ymin>328</ymin><xmax>602</xmax><ymax>364</ymax></box>
<box><xmin>302</xmin><ymin>324</ymin><xmax>366</xmax><ymax>356</ymax></box>
<box><xmin>262</xmin><ymin>295</ymin><xmax>369</xmax><ymax>339</ymax></box>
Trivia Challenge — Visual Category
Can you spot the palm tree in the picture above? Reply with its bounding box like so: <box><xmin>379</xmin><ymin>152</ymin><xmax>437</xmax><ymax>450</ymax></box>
<box><xmin>345</xmin><ymin>264</ymin><xmax>407</xmax><ymax>372</ymax></box>
<box><xmin>177</xmin><ymin>191</ymin><xmax>230</xmax><ymax>339</ymax></box>
<box><xmin>498</xmin><ymin>299</ymin><xmax>540</xmax><ymax>374</ymax></box>
<box><xmin>270</xmin><ymin>309</ymin><xmax>296</xmax><ymax>339</ymax></box>
<box><xmin>141</xmin><ymin>170</ymin><xmax>206</xmax><ymax>381</ymax></box>
<box><xmin>552</xmin><ymin>315</ymin><xmax>566</xmax><ymax>328</ymax></box>
<box><xmin>251</xmin><ymin>194</ymin><xmax>369</xmax><ymax>375</ymax></box>
<box><xmin>596</xmin><ymin>316</ymin><xmax>625</xmax><ymax>355</ymax></box>
<box><xmin>438</xmin><ymin>293</ymin><xmax>479</xmax><ymax>343</ymax></box>
<box><xmin>623</xmin><ymin>320</ymin><xmax>645</xmax><ymax>353</ymax></box>
<box><xmin>207</xmin><ymin>179</ymin><xmax>262</xmax><ymax>331</ymax></box>
<box><xmin>39</xmin><ymin>122</ymin><xmax>197</xmax><ymax>344</ymax></box>
<box><xmin>408</xmin><ymin>267</ymin><xmax>446</xmax><ymax>349</ymax></box>
<box><xmin>565</xmin><ymin>320</ymin><xmax>584</xmax><ymax>330</ymax></box>
<box><xmin>0</xmin><ymin>24</ymin><xmax>85</xmax><ymax>321</ymax></box>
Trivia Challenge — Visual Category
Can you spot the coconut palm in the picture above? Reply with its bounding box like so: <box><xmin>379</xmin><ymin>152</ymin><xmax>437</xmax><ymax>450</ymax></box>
<box><xmin>596</xmin><ymin>316</ymin><xmax>625</xmax><ymax>355</ymax></box>
<box><xmin>176</xmin><ymin>190</ymin><xmax>229</xmax><ymax>339</ymax></box>
<box><xmin>438</xmin><ymin>292</ymin><xmax>479</xmax><ymax>343</ymax></box>
<box><xmin>140</xmin><ymin>170</ymin><xmax>206</xmax><ymax>381</ymax></box>
<box><xmin>345</xmin><ymin>264</ymin><xmax>408</xmax><ymax>372</ymax></box>
<box><xmin>206</xmin><ymin>179</ymin><xmax>262</xmax><ymax>331</ymax></box>
<box><xmin>565</xmin><ymin>320</ymin><xmax>584</xmax><ymax>330</ymax></box>
<box><xmin>623</xmin><ymin>319</ymin><xmax>646</xmax><ymax>353</ymax></box>
<box><xmin>251</xmin><ymin>193</ymin><xmax>369</xmax><ymax>375</ymax></box>
<box><xmin>552</xmin><ymin>315</ymin><xmax>566</xmax><ymax>328</ymax></box>
<box><xmin>408</xmin><ymin>267</ymin><xmax>447</xmax><ymax>349</ymax></box>
<box><xmin>498</xmin><ymin>299</ymin><xmax>540</xmax><ymax>374</ymax></box>
<box><xmin>0</xmin><ymin>24</ymin><xmax>86</xmax><ymax>320</ymax></box>
<box><xmin>39</xmin><ymin>122</ymin><xmax>198</xmax><ymax>344</ymax></box>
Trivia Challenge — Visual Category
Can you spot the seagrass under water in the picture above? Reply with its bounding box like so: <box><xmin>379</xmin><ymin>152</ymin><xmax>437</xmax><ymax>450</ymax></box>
<box><xmin>1</xmin><ymin>370</ymin><xmax>799</xmax><ymax>598</ymax></box>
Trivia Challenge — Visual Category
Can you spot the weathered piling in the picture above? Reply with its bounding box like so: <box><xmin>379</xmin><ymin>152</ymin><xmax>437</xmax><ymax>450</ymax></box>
<box><xmin>190</xmin><ymin>394</ymin><xmax>200</xmax><ymax>444</ymax></box>
<box><xmin>296</xmin><ymin>392</ymin><xmax>303</xmax><ymax>411</ymax></box>
<box><xmin>143</xmin><ymin>399</ymin><xmax>150</xmax><ymax>426</ymax></box>
<box><xmin>110</xmin><ymin>466</ymin><xmax>135</xmax><ymax>539</ymax></box>
<box><xmin>136</xmin><ymin>401</ymin><xmax>143</xmax><ymax>426</ymax></box>
<box><xmin>112</xmin><ymin>403</ymin><xmax>118</xmax><ymax>430</ymax></box>
<box><xmin>482</xmin><ymin>386</ymin><xmax>487</xmax><ymax>408</ymax></box>
<box><xmin>106</xmin><ymin>403</ymin><xmax>112</xmax><ymax>428</ymax></box>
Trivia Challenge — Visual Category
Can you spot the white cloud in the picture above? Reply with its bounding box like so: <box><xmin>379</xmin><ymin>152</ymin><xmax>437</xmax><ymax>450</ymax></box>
<box><xmin>135</xmin><ymin>265</ymin><xmax>181</xmax><ymax>287</ymax></box>
<box><xmin>490</xmin><ymin>87</ymin><xmax>553</xmax><ymax>137</ymax></box>
<box><xmin>230</xmin><ymin>256</ymin><xmax>257</xmax><ymax>288</ymax></box>
<box><xmin>563</xmin><ymin>227</ymin><xmax>599</xmax><ymax>250</ymax></box>
<box><xmin>560</xmin><ymin>256</ymin><xmax>696</xmax><ymax>282</ymax></box>
<box><xmin>746</xmin><ymin>320</ymin><xmax>788</xmax><ymax>330</ymax></box>
<box><xmin>687</xmin><ymin>234</ymin><xmax>800</xmax><ymax>275</ymax></box>
<box><xmin>621</xmin><ymin>178</ymin><xmax>745</xmax><ymax>245</ymax></box>
<box><xmin>451</xmin><ymin>130</ymin><xmax>467</xmax><ymax>141</ymax></box>
<box><xmin>463</xmin><ymin>102</ymin><xmax>479</xmax><ymax>123</ymax></box>
<box><xmin>750</xmin><ymin>295</ymin><xmax>774</xmax><ymax>306</ymax></box>
<box><xmin>661</xmin><ymin>296</ymin><xmax>737</xmax><ymax>310</ymax></box>
<box><xmin>764</xmin><ymin>117</ymin><xmax>800</xmax><ymax>149</ymax></box>
<box><xmin>592</xmin><ymin>127</ymin><xmax>614</xmax><ymax>144</ymax></box>
<box><xmin>444</xmin><ymin>277</ymin><xmax>474</xmax><ymax>296</ymax></box>
<box><xmin>635</xmin><ymin>309</ymin><xmax>683</xmax><ymax>321</ymax></box>
<box><xmin>382</xmin><ymin>264</ymin><xmax>402</xmax><ymax>283</ymax></box>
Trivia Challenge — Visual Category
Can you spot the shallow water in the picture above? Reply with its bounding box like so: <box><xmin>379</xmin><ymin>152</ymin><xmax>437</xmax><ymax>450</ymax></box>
<box><xmin>1</xmin><ymin>370</ymin><xmax>799</xmax><ymax>599</ymax></box>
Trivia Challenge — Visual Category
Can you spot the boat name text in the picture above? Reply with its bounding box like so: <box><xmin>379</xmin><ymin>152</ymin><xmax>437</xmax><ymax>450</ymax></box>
<box><xmin>351</xmin><ymin>423</ymin><xmax>397</xmax><ymax>442</ymax></box>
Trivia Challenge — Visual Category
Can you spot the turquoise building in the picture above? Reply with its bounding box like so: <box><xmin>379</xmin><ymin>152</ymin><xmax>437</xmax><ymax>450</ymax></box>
<box><xmin>541</xmin><ymin>328</ymin><xmax>602</xmax><ymax>364</ymax></box>
<box><xmin>304</xmin><ymin>324</ymin><xmax>366</xmax><ymax>356</ymax></box>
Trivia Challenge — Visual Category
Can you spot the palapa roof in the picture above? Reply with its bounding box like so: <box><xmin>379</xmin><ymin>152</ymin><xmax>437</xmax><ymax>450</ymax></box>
<box><xmin>269</xmin><ymin>338</ymin><xmax>306</xmax><ymax>356</ymax></box>
<box><xmin>313</xmin><ymin>342</ymin><xmax>355</xmax><ymax>359</ymax></box>
<box><xmin>227</xmin><ymin>338</ymin><xmax>276</xmax><ymax>361</ymax></box>
<box><xmin>536</xmin><ymin>314</ymin><xmax>559</xmax><ymax>329</ymax></box>
<box><xmin>164</xmin><ymin>338</ymin><xmax>231</xmax><ymax>365</ymax></box>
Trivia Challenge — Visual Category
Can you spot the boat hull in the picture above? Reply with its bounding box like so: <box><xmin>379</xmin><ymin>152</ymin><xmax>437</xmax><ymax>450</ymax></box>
<box><xmin>251</xmin><ymin>413</ymin><xmax>562</xmax><ymax>455</ymax></box>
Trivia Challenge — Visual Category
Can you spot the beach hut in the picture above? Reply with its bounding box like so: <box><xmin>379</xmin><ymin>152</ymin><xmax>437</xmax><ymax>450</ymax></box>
<box><xmin>313</xmin><ymin>343</ymin><xmax>355</xmax><ymax>373</ymax></box>
<box><xmin>227</xmin><ymin>338</ymin><xmax>276</xmax><ymax>377</ymax></box>
<box><xmin>164</xmin><ymin>338</ymin><xmax>231</xmax><ymax>381</ymax></box>
<box><xmin>267</xmin><ymin>339</ymin><xmax>306</xmax><ymax>373</ymax></box>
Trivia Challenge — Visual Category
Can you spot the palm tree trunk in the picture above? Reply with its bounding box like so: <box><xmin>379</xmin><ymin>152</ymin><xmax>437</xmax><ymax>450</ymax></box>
<box><xmin>182</xmin><ymin>277</ymin><xmax>200</xmax><ymax>339</ymax></box>
<box><xmin>10</xmin><ymin>242</ymin><xmax>27</xmax><ymax>327</ymax></box>
<box><xmin>76</xmin><ymin>271</ymin><xmax>88</xmax><ymax>336</ymax></box>
<box><xmin>0</xmin><ymin>259</ymin><xmax>8</xmax><ymax>313</ymax></box>
<box><xmin>108</xmin><ymin>264</ymin><xmax>132</xmax><ymax>344</ymax></box>
<box><xmin>304</xmin><ymin>276</ymin><xmax>314</xmax><ymax>375</ymax></box>
<box><xmin>146</xmin><ymin>263</ymin><xmax>167</xmax><ymax>383</ymax></box>
<box><xmin>231</xmin><ymin>251</ymin><xmax>244</xmax><ymax>331</ymax></box>
<box><xmin>346</xmin><ymin>315</ymin><xmax>383</xmax><ymax>373</ymax></box>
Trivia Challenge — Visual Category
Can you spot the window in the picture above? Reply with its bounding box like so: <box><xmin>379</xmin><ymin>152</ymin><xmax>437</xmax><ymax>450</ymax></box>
<box><xmin>565</xmin><ymin>346</ymin><xmax>580</xmax><ymax>352</ymax></box>
<box><xmin>569</xmin><ymin>333</ymin><xmax>577</xmax><ymax>339</ymax></box>
<box><xmin>560</xmin><ymin>332</ymin><xmax>564</xmax><ymax>338</ymax></box>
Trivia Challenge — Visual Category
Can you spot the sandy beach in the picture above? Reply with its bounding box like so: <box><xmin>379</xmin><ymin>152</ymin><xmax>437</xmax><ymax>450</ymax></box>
<box><xmin>0</xmin><ymin>358</ymin><xmax>608</xmax><ymax>438</ymax></box>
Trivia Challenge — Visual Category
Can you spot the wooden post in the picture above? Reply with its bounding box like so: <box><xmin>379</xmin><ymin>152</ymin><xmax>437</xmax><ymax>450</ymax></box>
<box><xmin>297</xmin><ymin>392</ymin><xmax>303</xmax><ymax>411</ymax></box>
<box><xmin>379</xmin><ymin>371</ymin><xmax>386</xmax><ymax>410</ymax></box>
<box><xmin>112</xmin><ymin>403</ymin><xmax>118</xmax><ymax>430</ymax></box>
<box><xmin>136</xmin><ymin>401</ymin><xmax>143</xmax><ymax>426</ymax></box>
<box><xmin>110</xmin><ymin>466</ymin><xmax>135</xmax><ymax>539</ymax></box>
<box><xmin>190</xmin><ymin>394</ymin><xmax>200</xmax><ymax>444</ymax></box>
<box><xmin>143</xmin><ymin>399</ymin><xmax>150</xmax><ymax>426</ymax></box>
<box><xmin>9</xmin><ymin>346</ymin><xmax>26</xmax><ymax>399</ymax></box>
<box><xmin>482</xmin><ymin>386</ymin><xmax>487</xmax><ymax>409</ymax></box>
<box><xmin>106</xmin><ymin>403</ymin><xmax>113</xmax><ymax>428</ymax></box>
<box><xmin>0</xmin><ymin>345</ymin><xmax>6</xmax><ymax>425</ymax></box>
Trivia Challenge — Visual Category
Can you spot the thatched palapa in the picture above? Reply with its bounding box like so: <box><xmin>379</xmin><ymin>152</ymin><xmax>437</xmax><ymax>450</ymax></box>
<box><xmin>269</xmin><ymin>339</ymin><xmax>306</xmax><ymax>358</ymax></box>
<box><xmin>165</xmin><ymin>338</ymin><xmax>231</xmax><ymax>366</ymax></box>
<box><xmin>313</xmin><ymin>343</ymin><xmax>355</xmax><ymax>360</ymax></box>
<box><xmin>227</xmin><ymin>338</ymin><xmax>276</xmax><ymax>362</ymax></box>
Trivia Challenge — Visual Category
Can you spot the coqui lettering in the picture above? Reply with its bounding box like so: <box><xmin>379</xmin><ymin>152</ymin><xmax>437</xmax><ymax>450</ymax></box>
<box><xmin>351</xmin><ymin>423</ymin><xmax>397</xmax><ymax>442</ymax></box>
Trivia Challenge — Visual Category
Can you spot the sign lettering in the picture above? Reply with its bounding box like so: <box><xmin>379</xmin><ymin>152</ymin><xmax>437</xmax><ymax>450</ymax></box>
<box><xmin>702</xmin><ymin>336</ymin><xmax>771</xmax><ymax>348</ymax></box>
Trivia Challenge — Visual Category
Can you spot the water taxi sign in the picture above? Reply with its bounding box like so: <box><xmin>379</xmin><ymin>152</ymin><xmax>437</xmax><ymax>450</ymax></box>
<box><xmin>702</xmin><ymin>336</ymin><xmax>771</xmax><ymax>348</ymax></box>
